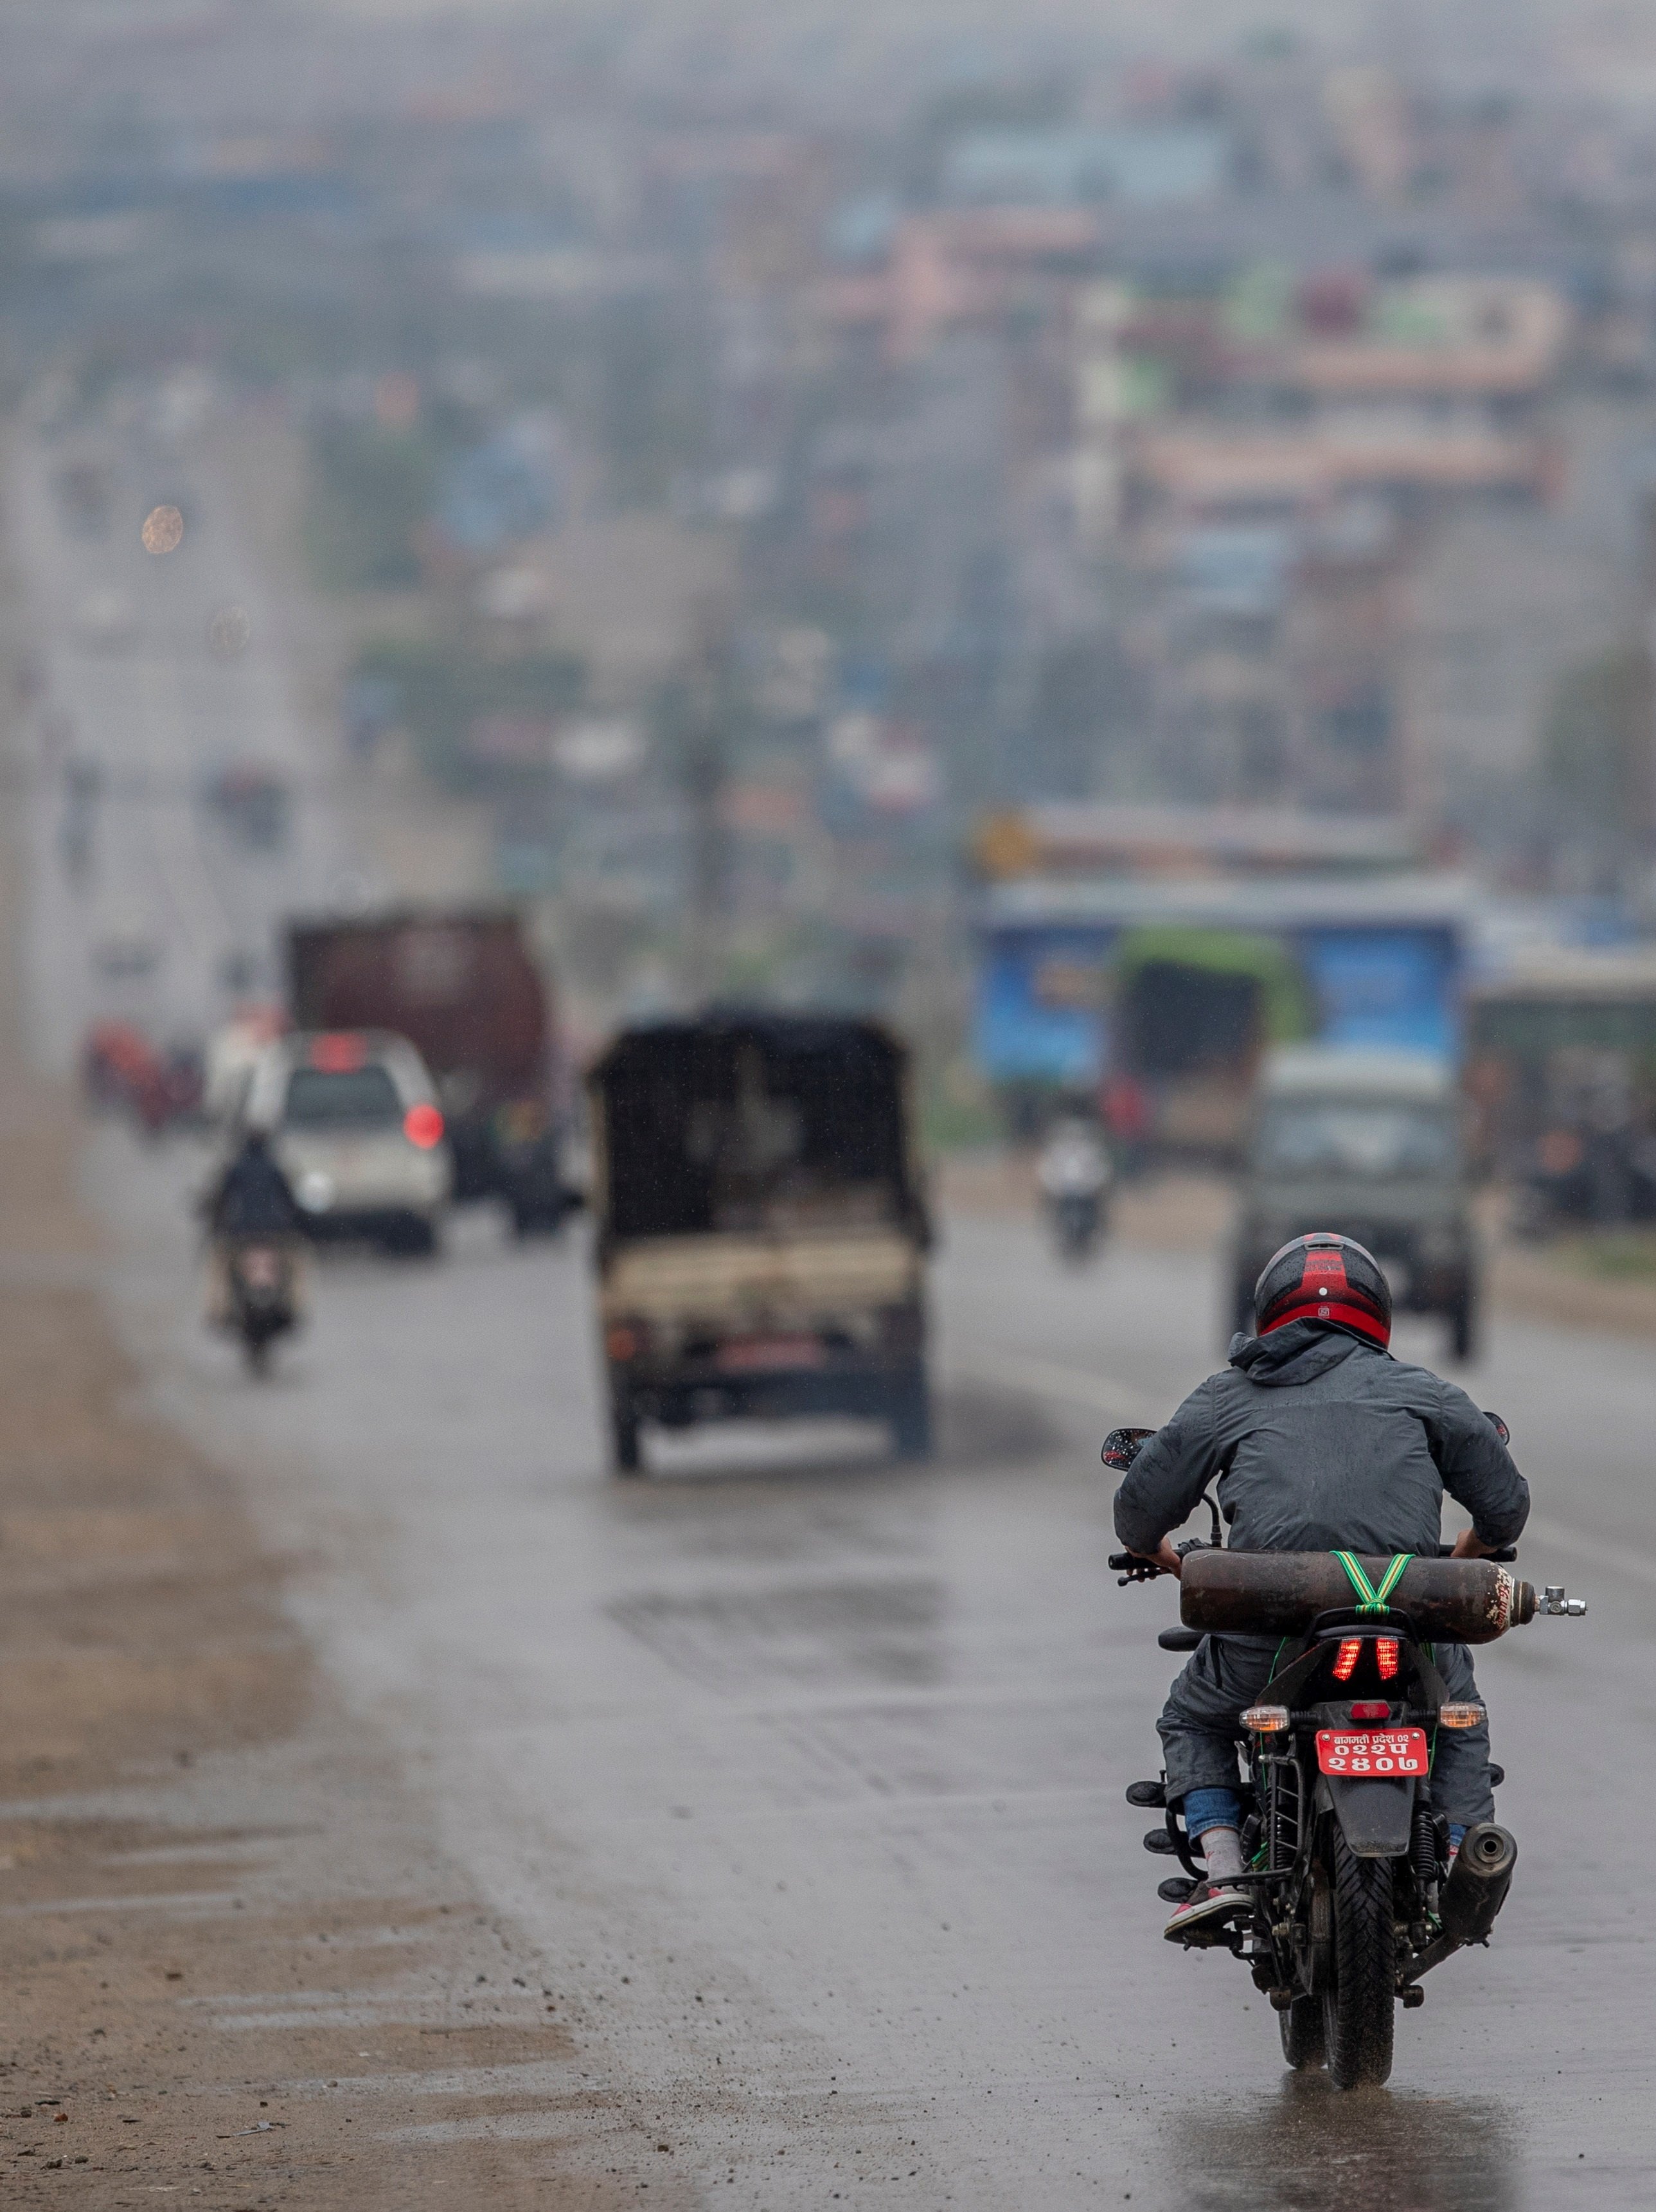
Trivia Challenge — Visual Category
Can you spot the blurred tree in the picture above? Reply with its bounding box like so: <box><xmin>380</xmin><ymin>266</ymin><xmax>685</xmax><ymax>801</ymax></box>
<box><xmin>653</xmin><ymin>605</ymin><xmax>749</xmax><ymax>1000</ymax></box>
<box><xmin>598</xmin><ymin>293</ymin><xmax>710</xmax><ymax>509</ymax></box>
<box><xmin>1539</xmin><ymin>643</ymin><xmax>1655</xmax><ymax>850</ymax></box>
<box><xmin>352</xmin><ymin>636</ymin><xmax>585</xmax><ymax>792</ymax></box>
<box><xmin>1024</xmin><ymin>638</ymin><xmax>1143</xmax><ymax>799</ymax></box>
<box><xmin>306</xmin><ymin>422</ymin><xmax>436</xmax><ymax>589</ymax></box>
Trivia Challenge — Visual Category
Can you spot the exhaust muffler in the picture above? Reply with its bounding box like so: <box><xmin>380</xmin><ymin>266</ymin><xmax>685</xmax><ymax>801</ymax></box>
<box><xmin>1438</xmin><ymin>1821</ymin><xmax>1517</xmax><ymax>1946</ymax></box>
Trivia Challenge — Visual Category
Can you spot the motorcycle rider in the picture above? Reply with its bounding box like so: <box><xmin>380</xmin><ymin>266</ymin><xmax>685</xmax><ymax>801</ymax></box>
<box><xmin>1112</xmin><ymin>1233</ymin><xmax>1529</xmax><ymax>1941</ymax></box>
<box><xmin>204</xmin><ymin>1127</ymin><xmax>305</xmax><ymax>1325</ymax></box>
<box><xmin>1038</xmin><ymin>1109</ymin><xmax>1112</xmax><ymax>1248</ymax></box>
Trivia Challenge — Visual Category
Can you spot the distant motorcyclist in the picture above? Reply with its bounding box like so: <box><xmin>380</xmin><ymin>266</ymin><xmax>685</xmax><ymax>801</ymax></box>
<box><xmin>208</xmin><ymin>1126</ymin><xmax>301</xmax><ymax>1238</ymax></box>
<box><xmin>1112</xmin><ymin>1233</ymin><xmax>1529</xmax><ymax>1941</ymax></box>
<box><xmin>1038</xmin><ymin>1111</ymin><xmax>1112</xmax><ymax>1259</ymax></box>
<box><xmin>204</xmin><ymin>1128</ymin><xmax>305</xmax><ymax>1339</ymax></box>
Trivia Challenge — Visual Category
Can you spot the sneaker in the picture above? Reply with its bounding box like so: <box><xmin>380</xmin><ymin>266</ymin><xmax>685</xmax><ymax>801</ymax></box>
<box><xmin>1163</xmin><ymin>1877</ymin><xmax>1247</xmax><ymax>1943</ymax></box>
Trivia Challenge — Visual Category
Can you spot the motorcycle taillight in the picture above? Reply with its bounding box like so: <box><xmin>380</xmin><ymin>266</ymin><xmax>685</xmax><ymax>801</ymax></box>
<box><xmin>1375</xmin><ymin>1637</ymin><xmax>1400</xmax><ymax>1681</ymax></box>
<box><xmin>1332</xmin><ymin>1637</ymin><xmax>1362</xmax><ymax>1682</ymax></box>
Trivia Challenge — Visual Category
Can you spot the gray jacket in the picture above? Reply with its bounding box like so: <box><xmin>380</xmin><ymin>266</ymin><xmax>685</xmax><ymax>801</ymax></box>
<box><xmin>1113</xmin><ymin>1321</ymin><xmax>1529</xmax><ymax>1561</ymax></box>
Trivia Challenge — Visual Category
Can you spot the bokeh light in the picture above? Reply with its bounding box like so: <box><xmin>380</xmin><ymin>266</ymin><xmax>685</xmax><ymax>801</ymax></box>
<box><xmin>140</xmin><ymin>504</ymin><xmax>184</xmax><ymax>555</ymax></box>
<box><xmin>208</xmin><ymin>605</ymin><xmax>251</xmax><ymax>658</ymax></box>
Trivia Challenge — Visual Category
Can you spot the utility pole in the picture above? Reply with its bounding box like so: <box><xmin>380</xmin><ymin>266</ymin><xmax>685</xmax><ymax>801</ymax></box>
<box><xmin>665</xmin><ymin>599</ymin><xmax>739</xmax><ymax>1005</ymax></box>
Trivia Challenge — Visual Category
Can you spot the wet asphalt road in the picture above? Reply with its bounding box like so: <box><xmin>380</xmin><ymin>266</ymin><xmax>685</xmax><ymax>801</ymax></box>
<box><xmin>15</xmin><ymin>412</ymin><xmax>1655</xmax><ymax>2206</ymax></box>
<box><xmin>92</xmin><ymin>1154</ymin><xmax>1655</xmax><ymax>2212</ymax></box>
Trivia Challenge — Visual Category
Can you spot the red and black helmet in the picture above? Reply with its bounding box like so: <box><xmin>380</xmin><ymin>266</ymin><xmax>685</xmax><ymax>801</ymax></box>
<box><xmin>1252</xmin><ymin>1233</ymin><xmax>1393</xmax><ymax>1350</ymax></box>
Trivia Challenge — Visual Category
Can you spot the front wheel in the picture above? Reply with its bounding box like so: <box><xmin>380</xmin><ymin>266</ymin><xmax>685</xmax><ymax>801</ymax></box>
<box><xmin>1321</xmin><ymin>1824</ymin><xmax>1396</xmax><ymax>2089</ymax></box>
<box><xmin>1279</xmin><ymin>1994</ymin><xmax>1325</xmax><ymax>2071</ymax></box>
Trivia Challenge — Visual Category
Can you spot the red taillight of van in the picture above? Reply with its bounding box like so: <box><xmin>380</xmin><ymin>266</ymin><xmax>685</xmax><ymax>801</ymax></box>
<box><xmin>404</xmin><ymin>1103</ymin><xmax>444</xmax><ymax>1150</ymax></box>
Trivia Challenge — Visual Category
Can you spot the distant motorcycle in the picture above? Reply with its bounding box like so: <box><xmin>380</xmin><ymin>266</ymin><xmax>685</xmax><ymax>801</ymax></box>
<box><xmin>222</xmin><ymin>1240</ymin><xmax>299</xmax><ymax>1376</ymax></box>
<box><xmin>1105</xmin><ymin>1427</ymin><xmax>1585</xmax><ymax>2087</ymax></box>
<box><xmin>1050</xmin><ymin>1188</ymin><xmax>1103</xmax><ymax>1260</ymax></box>
<box><xmin>1038</xmin><ymin>1118</ymin><xmax>1112</xmax><ymax>1263</ymax></box>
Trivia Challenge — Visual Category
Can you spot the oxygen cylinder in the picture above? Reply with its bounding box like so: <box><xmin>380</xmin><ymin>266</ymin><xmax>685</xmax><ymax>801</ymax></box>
<box><xmin>1178</xmin><ymin>1550</ymin><xmax>1535</xmax><ymax>1644</ymax></box>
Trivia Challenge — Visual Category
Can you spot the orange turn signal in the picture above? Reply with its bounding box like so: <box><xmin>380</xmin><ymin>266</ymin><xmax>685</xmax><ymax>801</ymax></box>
<box><xmin>1438</xmin><ymin>1702</ymin><xmax>1486</xmax><ymax>1730</ymax></box>
<box><xmin>1242</xmin><ymin>1705</ymin><xmax>1290</xmax><ymax>1734</ymax></box>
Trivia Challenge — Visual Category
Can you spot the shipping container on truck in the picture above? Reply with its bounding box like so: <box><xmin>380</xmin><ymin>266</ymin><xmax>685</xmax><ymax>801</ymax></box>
<box><xmin>285</xmin><ymin>909</ymin><xmax>574</xmax><ymax>1233</ymax></box>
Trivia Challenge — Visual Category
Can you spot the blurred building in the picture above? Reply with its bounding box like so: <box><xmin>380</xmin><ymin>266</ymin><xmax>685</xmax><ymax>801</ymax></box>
<box><xmin>1071</xmin><ymin>269</ymin><xmax>1575</xmax><ymax>818</ymax></box>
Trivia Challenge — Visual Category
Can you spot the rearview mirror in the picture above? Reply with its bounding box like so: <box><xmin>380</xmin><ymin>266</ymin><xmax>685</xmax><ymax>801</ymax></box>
<box><xmin>1101</xmin><ymin>1425</ymin><xmax>1156</xmax><ymax>1471</ymax></box>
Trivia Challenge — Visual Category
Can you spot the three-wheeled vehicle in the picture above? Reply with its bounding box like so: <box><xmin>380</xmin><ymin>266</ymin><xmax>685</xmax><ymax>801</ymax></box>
<box><xmin>588</xmin><ymin>1012</ymin><xmax>933</xmax><ymax>1474</ymax></box>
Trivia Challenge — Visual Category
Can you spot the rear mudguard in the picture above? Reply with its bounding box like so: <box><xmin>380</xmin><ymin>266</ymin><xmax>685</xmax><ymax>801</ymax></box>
<box><xmin>1317</xmin><ymin>1770</ymin><xmax>1416</xmax><ymax>1856</ymax></box>
<box><xmin>1311</xmin><ymin>1696</ymin><xmax>1417</xmax><ymax>1855</ymax></box>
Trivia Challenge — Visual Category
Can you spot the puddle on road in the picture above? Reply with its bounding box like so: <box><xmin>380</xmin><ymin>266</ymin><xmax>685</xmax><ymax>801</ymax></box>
<box><xmin>1162</xmin><ymin>2080</ymin><xmax>1518</xmax><ymax>2211</ymax></box>
<box><xmin>608</xmin><ymin>1576</ymin><xmax>946</xmax><ymax>1690</ymax></box>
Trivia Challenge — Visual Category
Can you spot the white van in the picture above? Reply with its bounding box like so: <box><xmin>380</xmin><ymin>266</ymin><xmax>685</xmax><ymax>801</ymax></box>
<box><xmin>243</xmin><ymin>1031</ymin><xmax>452</xmax><ymax>1253</ymax></box>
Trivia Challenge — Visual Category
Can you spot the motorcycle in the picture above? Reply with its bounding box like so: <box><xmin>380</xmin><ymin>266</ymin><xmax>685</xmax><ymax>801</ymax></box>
<box><xmin>1103</xmin><ymin>1426</ymin><xmax>1586</xmax><ymax>2087</ymax></box>
<box><xmin>1038</xmin><ymin>1119</ymin><xmax>1112</xmax><ymax>1264</ymax></box>
<box><xmin>223</xmin><ymin>1239</ymin><xmax>298</xmax><ymax>1375</ymax></box>
<box><xmin>1050</xmin><ymin>1187</ymin><xmax>1104</xmax><ymax>1261</ymax></box>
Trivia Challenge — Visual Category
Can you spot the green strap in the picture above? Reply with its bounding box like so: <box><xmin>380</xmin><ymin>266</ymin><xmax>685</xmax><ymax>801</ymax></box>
<box><xmin>1333</xmin><ymin>1550</ymin><xmax>1414</xmax><ymax>1614</ymax></box>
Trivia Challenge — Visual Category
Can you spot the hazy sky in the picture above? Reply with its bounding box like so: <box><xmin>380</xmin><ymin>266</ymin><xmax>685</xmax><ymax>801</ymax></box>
<box><xmin>13</xmin><ymin>0</ymin><xmax>1656</xmax><ymax>110</ymax></box>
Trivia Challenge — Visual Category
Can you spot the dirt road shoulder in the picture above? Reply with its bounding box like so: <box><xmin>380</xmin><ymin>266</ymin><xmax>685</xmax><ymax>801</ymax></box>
<box><xmin>0</xmin><ymin>954</ymin><xmax>641</xmax><ymax>2205</ymax></box>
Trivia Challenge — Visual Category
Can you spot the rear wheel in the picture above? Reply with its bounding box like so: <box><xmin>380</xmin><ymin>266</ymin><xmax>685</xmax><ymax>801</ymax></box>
<box><xmin>1279</xmin><ymin>1994</ymin><xmax>1326</xmax><ymax>2071</ymax></box>
<box><xmin>1321</xmin><ymin>1826</ymin><xmax>1396</xmax><ymax>2089</ymax></box>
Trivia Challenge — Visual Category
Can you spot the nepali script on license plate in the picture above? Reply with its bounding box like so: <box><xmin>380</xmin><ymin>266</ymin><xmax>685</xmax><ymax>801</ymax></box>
<box><xmin>1315</xmin><ymin>1727</ymin><xmax>1429</xmax><ymax>1778</ymax></box>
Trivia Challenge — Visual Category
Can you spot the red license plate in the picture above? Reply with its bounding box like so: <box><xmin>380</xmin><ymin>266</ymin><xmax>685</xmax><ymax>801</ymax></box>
<box><xmin>716</xmin><ymin>1336</ymin><xmax>825</xmax><ymax>1373</ymax></box>
<box><xmin>1315</xmin><ymin>1727</ymin><xmax>1429</xmax><ymax>1779</ymax></box>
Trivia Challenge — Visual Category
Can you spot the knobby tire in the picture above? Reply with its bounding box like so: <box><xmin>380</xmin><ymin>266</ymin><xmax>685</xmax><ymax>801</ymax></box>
<box><xmin>1322</xmin><ymin>1824</ymin><xmax>1396</xmax><ymax>2088</ymax></box>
